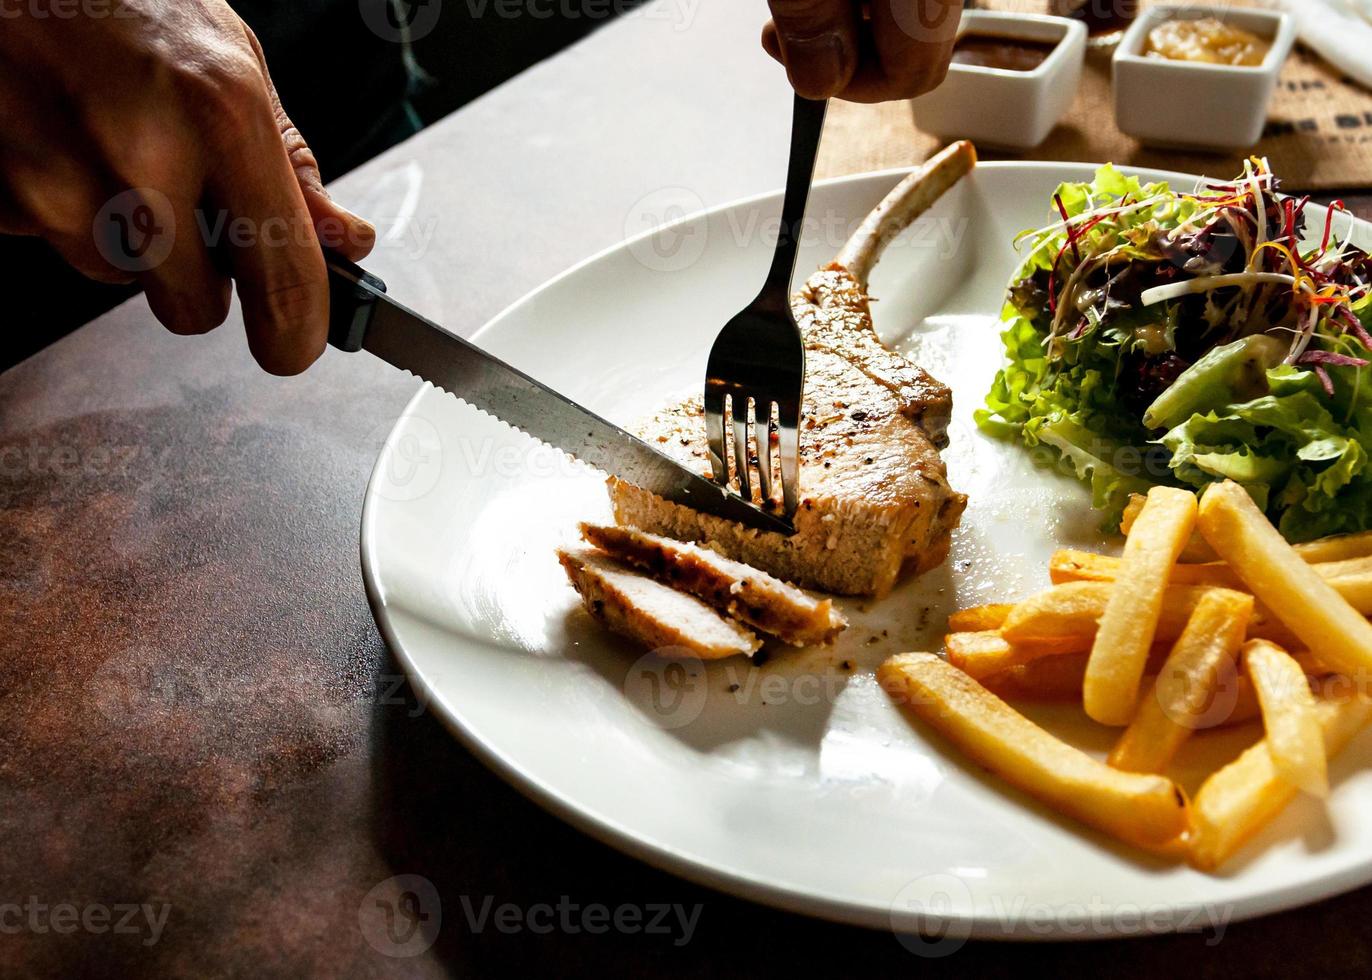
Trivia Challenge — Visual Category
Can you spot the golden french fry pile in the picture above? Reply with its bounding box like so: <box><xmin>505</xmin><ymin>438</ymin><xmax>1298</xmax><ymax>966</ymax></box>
<box><xmin>880</xmin><ymin>481</ymin><xmax>1372</xmax><ymax>871</ymax></box>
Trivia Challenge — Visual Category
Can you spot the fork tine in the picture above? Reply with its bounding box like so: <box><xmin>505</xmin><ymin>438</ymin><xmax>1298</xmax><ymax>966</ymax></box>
<box><xmin>704</xmin><ymin>384</ymin><xmax>729</xmax><ymax>487</ymax></box>
<box><xmin>732</xmin><ymin>396</ymin><xmax>752</xmax><ymax>502</ymax></box>
<box><xmin>757</xmin><ymin>401</ymin><xmax>775</xmax><ymax>505</ymax></box>
<box><xmin>777</xmin><ymin>401</ymin><xmax>801</xmax><ymax>518</ymax></box>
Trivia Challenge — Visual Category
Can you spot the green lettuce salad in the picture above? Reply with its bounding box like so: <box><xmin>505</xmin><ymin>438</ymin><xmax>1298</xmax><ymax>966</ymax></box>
<box><xmin>976</xmin><ymin>161</ymin><xmax>1372</xmax><ymax>541</ymax></box>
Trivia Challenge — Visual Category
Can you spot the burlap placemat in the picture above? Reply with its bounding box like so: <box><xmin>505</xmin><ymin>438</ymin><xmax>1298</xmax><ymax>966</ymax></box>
<box><xmin>817</xmin><ymin>1</ymin><xmax>1372</xmax><ymax>190</ymax></box>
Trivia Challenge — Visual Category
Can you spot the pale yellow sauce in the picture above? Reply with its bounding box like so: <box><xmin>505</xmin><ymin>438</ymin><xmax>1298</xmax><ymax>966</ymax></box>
<box><xmin>1145</xmin><ymin>17</ymin><xmax>1269</xmax><ymax>67</ymax></box>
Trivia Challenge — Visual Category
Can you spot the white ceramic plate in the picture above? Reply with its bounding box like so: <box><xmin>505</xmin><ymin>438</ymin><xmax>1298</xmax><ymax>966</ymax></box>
<box><xmin>360</xmin><ymin>163</ymin><xmax>1372</xmax><ymax>940</ymax></box>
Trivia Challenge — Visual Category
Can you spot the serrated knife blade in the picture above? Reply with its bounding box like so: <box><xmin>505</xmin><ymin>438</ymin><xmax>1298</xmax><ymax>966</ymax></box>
<box><xmin>325</xmin><ymin>252</ymin><xmax>793</xmax><ymax>536</ymax></box>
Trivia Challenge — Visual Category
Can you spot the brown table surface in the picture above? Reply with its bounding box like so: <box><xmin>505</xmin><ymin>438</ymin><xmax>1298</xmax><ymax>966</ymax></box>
<box><xmin>7</xmin><ymin>2</ymin><xmax>1372</xmax><ymax>976</ymax></box>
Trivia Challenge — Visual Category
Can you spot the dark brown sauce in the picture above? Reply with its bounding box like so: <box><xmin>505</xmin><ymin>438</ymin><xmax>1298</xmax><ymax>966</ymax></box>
<box><xmin>951</xmin><ymin>33</ymin><xmax>1059</xmax><ymax>72</ymax></box>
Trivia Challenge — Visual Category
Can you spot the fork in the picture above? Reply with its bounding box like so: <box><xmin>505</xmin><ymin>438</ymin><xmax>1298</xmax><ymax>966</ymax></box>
<box><xmin>704</xmin><ymin>94</ymin><xmax>826</xmax><ymax>522</ymax></box>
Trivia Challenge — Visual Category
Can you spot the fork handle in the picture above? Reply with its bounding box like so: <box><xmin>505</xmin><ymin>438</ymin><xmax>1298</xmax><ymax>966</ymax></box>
<box><xmin>763</xmin><ymin>95</ymin><xmax>827</xmax><ymax>295</ymax></box>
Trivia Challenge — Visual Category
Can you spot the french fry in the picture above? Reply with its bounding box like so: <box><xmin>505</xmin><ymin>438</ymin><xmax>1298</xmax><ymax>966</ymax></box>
<box><xmin>1001</xmin><ymin>581</ymin><xmax>1120</xmax><ymax>643</ymax></box>
<box><xmin>1002</xmin><ymin>581</ymin><xmax>1295</xmax><ymax>649</ymax></box>
<box><xmin>1218</xmin><ymin>675</ymin><xmax>1262</xmax><ymax>730</ymax></box>
<box><xmin>1291</xmin><ymin>531</ymin><xmax>1372</xmax><ymax>564</ymax></box>
<box><xmin>1119</xmin><ymin>493</ymin><xmax>1145</xmax><ymax>533</ymax></box>
<box><xmin>981</xmin><ymin>646</ymin><xmax>1174</xmax><ymax>703</ymax></box>
<box><xmin>947</xmin><ymin>604</ymin><xmax>1015</xmax><ymax>633</ymax></box>
<box><xmin>1243</xmin><ymin>640</ymin><xmax>1328</xmax><ymax>798</ymax></box>
<box><xmin>1049</xmin><ymin>549</ymin><xmax>1372</xmax><ymax>614</ymax></box>
<box><xmin>1108</xmin><ymin>590</ymin><xmax>1253</xmax><ymax>773</ymax></box>
<box><xmin>1289</xmin><ymin>648</ymin><xmax>1334</xmax><ymax>677</ymax></box>
<box><xmin>1319</xmin><ymin>555</ymin><xmax>1372</xmax><ymax>579</ymax></box>
<box><xmin>879</xmin><ymin>653</ymin><xmax>1190</xmax><ymax>848</ymax></box>
<box><xmin>1320</xmin><ymin>564</ymin><xmax>1372</xmax><ymax>615</ymax></box>
<box><xmin>1050</xmin><ymin>550</ymin><xmax>1242</xmax><ymax>588</ymax></box>
<box><xmin>984</xmin><ymin>667</ymin><xmax>1263</xmax><ymax>723</ymax></box>
<box><xmin>1125</xmin><ymin>671</ymin><xmax>1262</xmax><ymax>730</ymax></box>
<box><xmin>944</xmin><ymin>630</ymin><xmax>1080</xmax><ymax>680</ymax></box>
<box><xmin>1189</xmin><ymin>695</ymin><xmax>1372</xmax><ymax>871</ymax></box>
<box><xmin>1197</xmin><ymin>481</ymin><xmax>1372</xmax><ymax>677</ymax></box>
<box><xmin>919</xmin><ymin>480</ymin><xmax>1372</xmax><ymax>869</ymax></box>
<box><xmin>1123</xmin><ymin>497</ymin><xmax>1372</xmax><ymax>566</ymax></box>
<box><xmin>1087</xmin><ymin>486</ymin><xmax>1201</xmax><ymax>725</ymax></box>
<box><xmin>981</xmin><ymin>653</ymin><xmax>1089</xmax><ymax>701</ymax></box>
<box><xmin>1121</xmin><ymin>492</ymin><xmax>1217</xmax><ymax>562</ymax></box>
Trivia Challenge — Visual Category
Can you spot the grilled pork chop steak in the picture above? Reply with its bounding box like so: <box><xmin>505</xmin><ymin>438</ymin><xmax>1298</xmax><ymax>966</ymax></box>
<box><xmin>558</xmin><ymin>548</ymin><xmax>761</xmax><ymax>659</ymax></box>
<box><xmin>610</xmin><ymin>142</ymin><xmax>975</xmax><ymax>597</ymax></box>
<box><xmin>580</xmin><ymin>523</ymin><xmax>847</xmax><ymax>646</ymax></box>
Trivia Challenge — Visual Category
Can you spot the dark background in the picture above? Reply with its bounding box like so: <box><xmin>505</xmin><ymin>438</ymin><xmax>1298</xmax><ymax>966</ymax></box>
<box><xmin>0</xmin><ymin>0</ymin><xmax>647</xmax><ymax>371</ymax></box>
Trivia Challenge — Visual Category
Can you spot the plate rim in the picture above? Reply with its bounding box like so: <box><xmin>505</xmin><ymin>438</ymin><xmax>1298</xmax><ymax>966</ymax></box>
<box><xmin>360</xmin><ymin>161</ymin><xmax>1372</xmax><ymax>939</ymax></box>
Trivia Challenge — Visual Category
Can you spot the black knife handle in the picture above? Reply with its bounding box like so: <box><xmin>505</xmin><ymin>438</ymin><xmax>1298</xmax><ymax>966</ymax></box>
<box><xmin>324</xmin><ymin>248</ymin><xmax>388</xmax><ymax>353</ymax></box>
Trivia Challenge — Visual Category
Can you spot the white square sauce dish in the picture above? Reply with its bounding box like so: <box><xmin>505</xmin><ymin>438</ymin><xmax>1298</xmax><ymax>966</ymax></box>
<box><xmin>911</xmin><ymin>9</ymin><xmax>1087</xmax><ymax>150</ymax></box>
<box><xmin>1113</xmin><ymin>4</ymin><xmax>1296</xmax><ymax>150</ymax></box>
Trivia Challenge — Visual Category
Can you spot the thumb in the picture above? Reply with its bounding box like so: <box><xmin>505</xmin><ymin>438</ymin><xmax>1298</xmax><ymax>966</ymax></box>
<box><xmin>763</xmin><ymin>0</ymin><xmax>860</xmax><ymax>99</ymax></box>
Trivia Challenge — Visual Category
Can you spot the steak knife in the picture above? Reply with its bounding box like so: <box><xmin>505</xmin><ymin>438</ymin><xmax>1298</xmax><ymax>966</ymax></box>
<box><xmin>325</xmin><ymin>252</ymin><xmax>793</xmax><ymax>535</ymax></box>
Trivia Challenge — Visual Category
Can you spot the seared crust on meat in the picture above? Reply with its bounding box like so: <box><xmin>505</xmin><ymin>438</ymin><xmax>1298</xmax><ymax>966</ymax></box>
<box><xmin>799</xmin><ymin>264</ymin><xmax>953</xmax><ymax>446</ymax></box>
<box><xmin>579</xmin><ymin>523</ymin><xmax>848</xmax><ymax>645</ymax></box>
<box><xmin>558</xmin><ymin>548</ymin><xmax>760</xmax><ymax>659</ymax></box>
<box><xmin>612</xmin><ymin>347</ymin><xmax>965</xmax><ymax>597</ymax></box>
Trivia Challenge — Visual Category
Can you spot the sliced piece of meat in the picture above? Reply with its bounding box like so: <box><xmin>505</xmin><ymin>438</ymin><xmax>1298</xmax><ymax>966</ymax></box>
<box><xmin>579</xmin><ymin>523</ymin><xmax>848</xmax><ymax>646</ymax></box>
<box><xmin>557</xmin><ymin>548</ymin><xmax>760</xmax><ymax>659</ymax></box>
<box><xmin>609</xmin><ymin>142</ymin><xmax>975</xmax><ymax>597</ymax></box>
